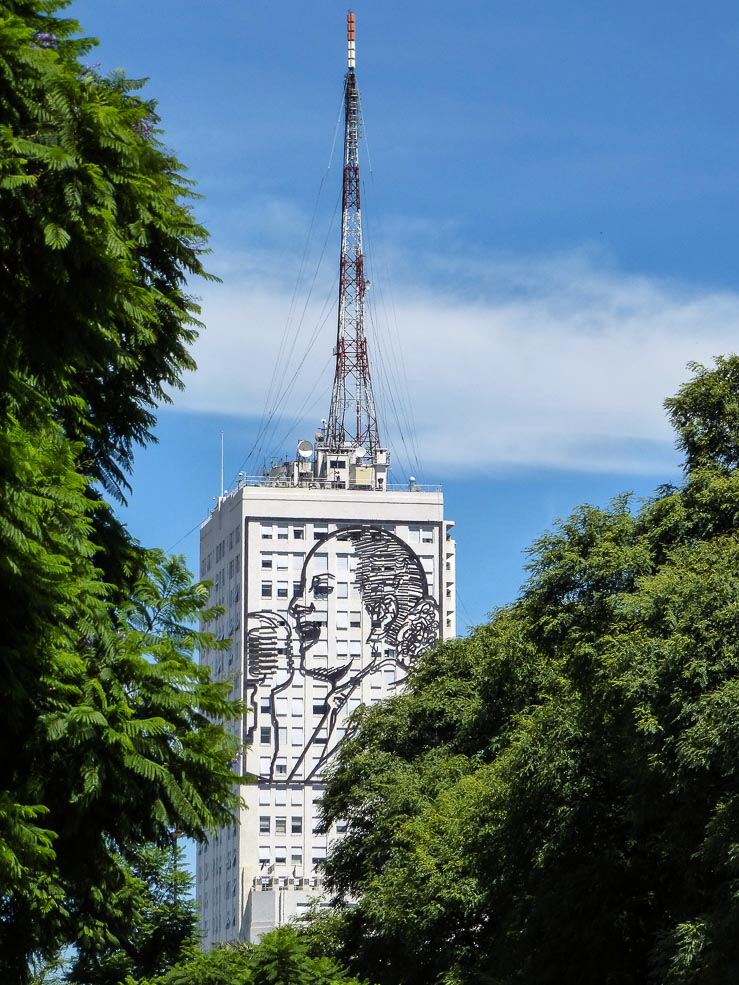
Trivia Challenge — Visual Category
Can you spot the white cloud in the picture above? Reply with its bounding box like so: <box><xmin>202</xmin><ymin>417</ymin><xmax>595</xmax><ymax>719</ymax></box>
<box><xmin>181</xmin><ymin>245</ymin><xmax>739</xmax><ymax>476</ymax></box>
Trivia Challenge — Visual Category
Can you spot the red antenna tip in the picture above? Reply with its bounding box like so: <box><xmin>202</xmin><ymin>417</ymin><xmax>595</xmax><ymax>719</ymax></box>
<box><xmin>347</xmin><ymin>11</ymin><xmax>356</xmax><ymax>68</ymax></box>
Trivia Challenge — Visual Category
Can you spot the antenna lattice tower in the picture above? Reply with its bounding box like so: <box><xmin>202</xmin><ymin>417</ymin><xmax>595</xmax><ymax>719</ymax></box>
<box><xmin>325</xmin><ymin>11</ymin><xmax>381</xmax><ymax>459</ymax></box>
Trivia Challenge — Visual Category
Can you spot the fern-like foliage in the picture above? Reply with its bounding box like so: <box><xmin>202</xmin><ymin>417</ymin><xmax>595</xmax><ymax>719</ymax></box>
<box><xmin>0</xmin><ymin>3</ymin><xmax>239</xmax><ymax>980</ymax></box>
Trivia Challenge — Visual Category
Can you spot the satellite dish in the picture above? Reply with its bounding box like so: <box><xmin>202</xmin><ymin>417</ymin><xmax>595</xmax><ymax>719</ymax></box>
<box><xmin>297</xmin><ymin>439</ymin><xmax>314</xmax><ymax>459</ymax></box>
<box><xmin>354</xmin><ymin>446</ymin><xmax>366</xmax><ymax>462</ymax></box>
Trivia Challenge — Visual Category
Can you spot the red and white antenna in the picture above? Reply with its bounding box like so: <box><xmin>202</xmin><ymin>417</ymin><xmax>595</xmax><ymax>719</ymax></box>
<box><xmin>325</xmin><ymin>11</ymin><xmax>381</xmax><ymax>459</ymax></box>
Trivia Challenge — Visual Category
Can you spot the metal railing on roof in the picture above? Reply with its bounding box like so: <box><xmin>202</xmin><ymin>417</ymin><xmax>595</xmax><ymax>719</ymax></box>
<box><xmin>228</xmin><ymin>477</ymin><xmax>441</xmax><ymax>493</ymax></box>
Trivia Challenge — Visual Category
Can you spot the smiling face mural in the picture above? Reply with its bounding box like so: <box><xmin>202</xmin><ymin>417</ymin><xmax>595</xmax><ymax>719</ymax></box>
<box><xmin>244</xmin><ymin>524</ymin><xmax>439</xmax><ymax>781</ymax></box>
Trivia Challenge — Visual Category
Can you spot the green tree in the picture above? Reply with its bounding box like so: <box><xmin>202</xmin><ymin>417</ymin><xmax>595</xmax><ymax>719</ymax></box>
<box><xmin>145</xmin><ymin>925</ymin><xmax>372</xmax><ymax>985</ymax></box>
<box><xmin>312</xmin><ymin>356</ymin><xmax>739</xmax><ymax>985</ymax></box>
<box><xmin>0</xmin><ymin>2</ymin><xmax>241</xmax><ymax>979</ymax></box>
<box><xmin>0</xmin><ymin>0</ymin><xmax>210</xmax><ymax>502</ymax></box>
<box><xmin>0</xmin><ymin>540</ymin><xmax>241</xmax><ymax>980</ymax></box>
<box><xmin>68</xmin><ymin>841</ymin><xmax>198</xmax><ymax>985</ymax></box>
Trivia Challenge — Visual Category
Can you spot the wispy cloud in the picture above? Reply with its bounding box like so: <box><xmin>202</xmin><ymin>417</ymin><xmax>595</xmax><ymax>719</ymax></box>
<box><xmin>182</xmin><ymin>243</ymin><xmax>739</xmax><ymax>477</ymax></box>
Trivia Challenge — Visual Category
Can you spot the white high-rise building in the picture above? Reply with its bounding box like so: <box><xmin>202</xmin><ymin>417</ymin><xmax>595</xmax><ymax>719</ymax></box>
<box><xmin>196</xmin><ymin>455</ymin><xmax>455</xmax><ymax>944</ymax></box>
<box><xmin>195</xmin><ymin>12</ymin><xmax>456</xmax><ymax>945</ymax></box>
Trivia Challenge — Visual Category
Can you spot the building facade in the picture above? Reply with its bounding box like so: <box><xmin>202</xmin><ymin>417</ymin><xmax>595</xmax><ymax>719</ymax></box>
<box><xmin>196</xmin><ymin>452</ymin><xmax>455</xmax><ymax>944</ymax></box>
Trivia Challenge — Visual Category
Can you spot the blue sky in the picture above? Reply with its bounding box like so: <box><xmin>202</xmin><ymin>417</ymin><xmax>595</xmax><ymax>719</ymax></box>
<box><xmin>67</xmin><ymin>0</ymin><xmax>739</xmax><ymax>629</ymax></box>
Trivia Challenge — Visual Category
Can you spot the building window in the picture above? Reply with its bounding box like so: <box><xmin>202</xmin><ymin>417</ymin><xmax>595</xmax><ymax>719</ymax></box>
<box><xmin>275</xmin><ymin>759</ymin><xmax>287</xmax><ymax>776</ymax></box>
<box><xmin>277</xmin><ymin>581</ymin><xmax>288</xmax><ymax>598</ymax></box>
<box><xmin>259</xmin><ymin>816</ymin><xmax>270</xmax><ymax>834</ymax></box>
<box><xmin>275</xmin><ymin>788</ymin><xmax>287</xmax><ymax>806</ymax></box>
<box><xmin>336</xmin><ymin>821</ymin><xmax>347</xmax><ymax>833</ymax></box>
<box><xmin>261</xmin><ymin>525</ymin><xmax>273</xmax><ymax>540</ymax></box>
<box><xmin>275</xmin><ymin>817</ymin><xmax>286</xmax><ymax>834</ymax></box>
<box><xmin>261</xmin><ymin>557</ymin><xmax>272</xmax><ymax>569</ymax></box>
<box><xmin>260</xmin><ymin>726</ymin><xmax>271</xmax><ymax>744</ymax></box>
<box><xmin>291</xmin><ymin>849</ymin><xmax>303</xmax><ymax>865</ymax></box>
<box><xmin>277</xmin><ymin>524</ymin><xmax>288</xmax><ymax>540</ymax></box>
<box><xmin>261</xmin><ymin>582</ymin><xmax>272</xmax><ymax>599</ymax></box>
<box><xmin>293</xmin><ymin>528</ymin><xmax>304</xmax><ymax>539</ymax></box>
<box><xmin>313</xmin><ymin>701</ymin><xmax>327</xmax><ymax>715</ymax></box>
<box><xmin>291</xmin><ymin>816</ymin><xmax>303</xmax><ymax>834</ymax></box>
<box><xmin>275</xmin><ymin>846</ymin><xmax>287</xmax><ymax>864</ymax></box>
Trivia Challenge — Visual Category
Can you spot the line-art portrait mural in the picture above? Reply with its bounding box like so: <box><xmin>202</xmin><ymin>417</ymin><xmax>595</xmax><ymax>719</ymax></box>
<box><xmin>244</xmin><ymin>525</ymin><xmax>439</xmax><ymax>782</ymax></box>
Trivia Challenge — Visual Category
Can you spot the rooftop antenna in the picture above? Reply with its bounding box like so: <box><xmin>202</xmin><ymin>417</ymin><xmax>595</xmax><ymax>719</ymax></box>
<box><xmin>325</xmin><ymin>11</ymin><xmax>381</xmax><ymax>459</ymax></box>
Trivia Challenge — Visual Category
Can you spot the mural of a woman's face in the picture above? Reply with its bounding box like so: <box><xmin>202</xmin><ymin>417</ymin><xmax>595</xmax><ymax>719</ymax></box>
<box><xmin>251</xmin><ymin>525</ymin><xmax>440</xmax><ymax>781</ymax></box>
<box><xmin>288</xmin><ymin>526</ymin><xmax>435</xmax><ymax>677</ymax></box>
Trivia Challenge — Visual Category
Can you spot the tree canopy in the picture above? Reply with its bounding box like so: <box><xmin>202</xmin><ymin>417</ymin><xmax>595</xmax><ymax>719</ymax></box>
<box><xmin>0</xmin><ymin>0</ymin><xmax>211</xmax><ymax>501</ymax></box>
<box><xmin>144</xmin><ymin>925</ymin><xmax>370</xmax><ymax>985</ymax></box>
<box><xmin>311</xmin><ymin>356</ymin><xmax>739</xmax><ymax>985</ymax></box>
<box><xmin>0</xmin><ymin>2</ymin><xmax>240</xmax><ymax>979</ymax></box>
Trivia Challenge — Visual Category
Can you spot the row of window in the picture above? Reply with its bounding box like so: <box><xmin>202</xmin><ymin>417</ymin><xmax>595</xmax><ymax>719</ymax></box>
<box><xmin>260</xmin><ymin>697</ymin><xmax>326</xmax><ymax>716</ymax></box>
<box><xmin>258</xmin><ymin>523</ymin><xmax>438</xmax><ymax>544</ymax></box>
<box><xmin>261</xmin><ymin>524</ymin><xmax>311</xmax><ymax>541</ymax></box>
<box><xmin>262</xmin><ymin>580</ymin><xmax>297</xmax><ymax>599</ymax></box>
<box><xmin>258</xmin><ymin>787</ymin><xmax>324</xmax><ymax>807</ymax></box>
<box><xmin>262</xmin><ymin>552</ymin><xmax>435</xmax><ymax>584</ymax></box>
<box><xmin>260</xmin><ymin>523</ymin><xmax>432</xmax><ymax>543</ymax></box>
<box><xmin>257</xmin><ymin>696</ymin><xmax>363</xmax><ymax>718</ymax></box>
<box><xmin>258</xmin><ymin>755</ymin><xmax>322</xmax><ymax>776</ymax></box>
<box><xmin>261</xmin><ymin>553</ymin><xmax>305</xmax><ymax>570</ymax></box>
<box><xmin>259</xmin><ymin>815</ymin><xmax>303</xmax><ymax>834</ymax></box>
<box><xmin>258</xmin><ymin>727</ymin><xmax>327</xmax><ymax>747</ymax></box>
<box><xmin>259</xmin><ymin>846</ymin><xmax>325</xmax><ymax>865</ymax></box>
<box><xmin>408</xmin><ymin>525</ymin><xmax>435</xmax><ymax>544</ymax></box>
<box><xmin>278</xmin><ymin>551</ymin><xmax>350</xmax><ymax>573</ymax></box>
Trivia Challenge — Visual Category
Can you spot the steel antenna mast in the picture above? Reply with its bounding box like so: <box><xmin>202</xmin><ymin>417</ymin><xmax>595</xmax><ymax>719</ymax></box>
<box><xmin>325</xmin><ymin>11</ymin><xmax>381</xmax><ymax>460</ymax></box>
